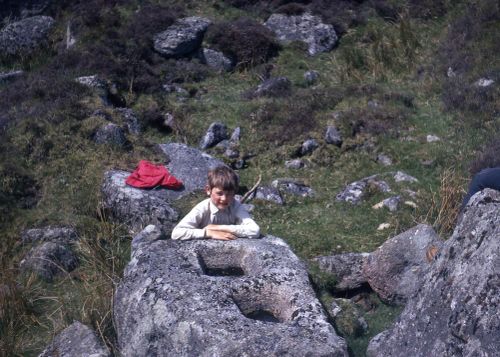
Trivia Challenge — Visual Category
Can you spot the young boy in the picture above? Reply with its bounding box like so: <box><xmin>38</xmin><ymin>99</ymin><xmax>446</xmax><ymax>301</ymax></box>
<box><xmin>171</xmin><ymin>165</ymin><xmax>260</xmax><ymax>240</ymax></box>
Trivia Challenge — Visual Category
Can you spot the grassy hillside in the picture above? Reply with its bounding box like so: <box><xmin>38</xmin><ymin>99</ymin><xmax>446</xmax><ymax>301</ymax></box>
<box><xmin>0</xmin><ymin>0</ymin><xmax>498</xmax><ymax>355</ymax></box>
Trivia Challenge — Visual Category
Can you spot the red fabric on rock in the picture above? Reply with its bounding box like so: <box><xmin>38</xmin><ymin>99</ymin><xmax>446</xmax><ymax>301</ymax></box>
<box><xmin>125</xmin><ymin>160</ymin><xmax>183</xmax><ymax>189</ymax></box>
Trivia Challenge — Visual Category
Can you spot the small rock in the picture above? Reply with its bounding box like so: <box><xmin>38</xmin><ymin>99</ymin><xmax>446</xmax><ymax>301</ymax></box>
<box><xmin>404</xmin><ymin>201</ymin><xmax>417</xmax><ymax>208</ymax></box>
<box><xmin>20</xmin><ymin>241</ymin><xmax>79</xmax><ymax>282</ymax></box>
<box><xmin>251</xmin><ymin>76</ymin><xmax>291</xmax><ymax>98</ymax></box>
<box><xmin>200</xmin><ymin>122</ymin><xmax>229</xmax><ymax>150</ymax></box>
<box><xmin>403</xmin><ymin>189</ymin><xmax>417</xmax><ymax>198</ymax></box>
<box><xmin>367</xmin><ymin>100</ymin><xmax>380</xmax><ymax>108</ymax></box>
<box><xmin>93</xmin><ymin>123</ymin><xmax>128</xmax><ymax>148</ymax></box>
<box><xmin>231</xmin><ymin>159</ymin><xmax>246</xmax><ymax>170</ymax></box>
<box><xmin>115</xmin><ymin>108</ymin><xmax>141</xmax><ymax>135</ymax></box>
<box><xmin>163</xmin><ymin>112</ymin><xmax>175</xmax><ymax>130</ymax></box>
<box><xmin>376</xmin><ymin>154</ymin><xmax>392</xmax><ymax>166</ymax></box>
<box><xmin>304</xmin><ymin>70</ymin><xmax>319</xmax><ymax>85</ymax></box>
<box><xmin>382</xmin><ymin>196</ymin><xmax>401</xmax><ymax>212</ymax></box>
<box><xmin>162</xmin><ymin>84</ymin><xmax>189</xmax><ymax>95</ymax></box>
<box><xmin>447</xmin><ymin>67</ymin><xmax>456</xmax><ymax>78</ymax></box>
<box><xmin>199</xmin><ymin>48</ymin><xmax>233</xmax><ymax>72</ymax></box>
<box><xmin>325</xmin><ymin>126</ymin><xmax>342</xmax><ymax>147</ymax></box>
<box><xmin>377</xmin><ymin>223</ymin><xmax>391</xmax><ymax>231</ymax></box>
<box><xmin>285</xmin><ymin>159</ymin><xmax>305</xmax><ymax>169</ymax></box>
<box><xmin>426</xmin><ymin>134</ymin><xmax>440</xmax><ymax>143</ymax></box>
<box><xmin>272</xmin><ymin>178</ymin><xmax>314</xmax><ymax>197</ymax></box>
<box><xmin>474</xmin><ymin>78</ymin><xmax>494</xmax><ymax>87</ymax></box>
<box><xmin>39</xmin><ymin>321</ymin><xmax>111</xmax><ymax>357</ymax></box>
<box><xmin>265</xmin><ymin>13</ymin><xmax>338</xmax><ymax>56</ymax></box>
<box><xmin>230</xmin><ymin>127</ymin><xmax>241</xmax><ymax>142</ymax></box>
<box><xmin>21</xmin><ymin>227</ymin><xmax>78</xmax><ymax>244</ymax></box>
<box><xmin>393</xmin><ymin>171</ymin><xmax>418</xmax><ymax>183</ymax></box>
<box><xmin>300</xmin><ymin>138</ymin><xmax>319</xmax><ymax>156</ymax></box>
<box><xmin>253</xmin><ymin>186</ymin><xmax>284</xmax><ymax>205</ymax></box>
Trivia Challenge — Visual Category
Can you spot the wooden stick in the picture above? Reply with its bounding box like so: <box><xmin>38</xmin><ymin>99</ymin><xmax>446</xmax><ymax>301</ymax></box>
<box><xmin>240</xmin><ymin>174</ymin><xmax>262</xmax><ymax>204</ymax></box>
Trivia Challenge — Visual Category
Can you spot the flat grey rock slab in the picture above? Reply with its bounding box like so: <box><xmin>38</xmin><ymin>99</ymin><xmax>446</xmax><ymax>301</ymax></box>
<box><xmin>101</xmin><ymin>170</ymin><xmax>179</xmax><ymax>234</ymax></box>
<box><xmin>367</xmin><ymin>189</ymin><xmax>500</xmax><ymax>356</ymax></box>
<box><xmin>39</xmin><ymin>321</ymin><xmax>111</xmax><ymax>357</ymax></box>
<box><xmin>21</xmin><ymin>226</ymin><xmax>78</xmax><ymax>244</ymax></box>
<box><xmin>158</xmin><ymin>142</ymin><xmax>226</xmax><ymax>199</ymax></box>
<box><xmin>114</xmin><ymin>230</ymin><xmax>348</xmax><ymax>357</ymax></box>
<box><xmin>363</xmin><ymin>224</ymin><xmax>443</xmax><ymax>305</ymax></box>
<box><xmin>153</xmin><ymin>16</ymin><xmax>211</xmax><ymax>57</ymax></box>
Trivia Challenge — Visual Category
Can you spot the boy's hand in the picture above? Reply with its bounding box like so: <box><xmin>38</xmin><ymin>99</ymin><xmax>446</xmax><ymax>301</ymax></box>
<box><xmin>205</xmin><ymin>228</ymin><xmax>237</xmax><ymax>240</ymax></box>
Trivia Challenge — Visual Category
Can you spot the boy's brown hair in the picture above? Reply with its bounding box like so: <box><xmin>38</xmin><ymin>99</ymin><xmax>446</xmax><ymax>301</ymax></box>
<box><xmin>207</xmin><ymin>165</ymin><xmax>239</xmax><ymax>192</ymax></box>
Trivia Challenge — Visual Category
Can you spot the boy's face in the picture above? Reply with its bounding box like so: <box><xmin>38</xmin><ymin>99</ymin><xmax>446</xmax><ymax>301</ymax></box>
<box><xmin>206</xmin><ymin>186</ymin><xmax>235</xmax><ymax>210</ymax></box>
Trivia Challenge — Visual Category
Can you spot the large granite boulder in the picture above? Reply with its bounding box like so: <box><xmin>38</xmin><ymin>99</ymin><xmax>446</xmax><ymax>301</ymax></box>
<box><xmin>0</xmin><ymin>15</ymin><xmax>54</xmax><ymax>56</ymax></box>
<box><xmin>264</xmin><ymin>13</ymin><xmax>337</xmax><ymax>56</ymax></box>
<box><xmin>363</xmin><ymin>224</ymin><xmax>443</xmax><ymax>305</ymax></box>
<box><xmin>158</xmin><ymin>143</ymin><xmax>226</xmax><ymax>198</ymax></box>
<box><xmin>114</xmin><ymin>227</ymin><xmax>348</xmax><ymax>356</ymax></box>
<box><xmin>153</xmin><ymin>16</ymin><xmax>211</xmax><ymax>58</ymax></box>
<box><xmin>314</xmin><ymin>253</ymin><xmax>370</xmax><ymax>291</ymax></box>
<box><xmin>39</xmin><ymin>321</ymin><xmax>111</xmax><ymax>357</ymax></box>
<box><xmin>199</xmin><ymin>122</ymin><xmax>229</xmax><ymax>150</ymax></box>
<box><xmin>367</xmin><ymin>189</ymin><xmax>500</xmax><ymax>356</ymax></box>
<box><xmin>20</xmin><ymin>226</ymin><xmax>79</xmax><ymax>282</ymax></box>
<box><xmin>101</xmin><ymin>170</ymin><xmax>179</xmax><ymax>234</ymax></box>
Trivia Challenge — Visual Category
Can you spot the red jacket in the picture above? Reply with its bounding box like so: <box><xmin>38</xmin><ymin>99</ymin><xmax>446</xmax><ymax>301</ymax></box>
<box><xmin>125</xmin><ymin>160</ymin><xmax>183</xmax><ymax>189</ymax></box>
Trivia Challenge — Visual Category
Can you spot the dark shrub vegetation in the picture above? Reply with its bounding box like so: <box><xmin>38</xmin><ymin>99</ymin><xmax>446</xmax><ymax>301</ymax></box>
<box><xmin>251</xmin><ymin>88</ymin><xmax>342</xmax><ymax>147</ymax></box>
<box><xmin>206</xmin><ymin>18</ymin><xmax>281</xmax><ymax>69</ymax></box>
<box><xmin>469</xmin><ymin>138</ymin><xmax>500</xmax><ymax>175</ymax></box>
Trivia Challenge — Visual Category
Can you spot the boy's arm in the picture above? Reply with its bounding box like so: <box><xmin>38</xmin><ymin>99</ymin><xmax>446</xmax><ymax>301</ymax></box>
<box><xmin>171</xmin><ymin>205</ymin><xmax>206</xmax><ymax>240</ymax></box>
<box><xmin>207</xmin><ymin>205</ymin><xmax>260</xmax><ymax>238</ymax></box>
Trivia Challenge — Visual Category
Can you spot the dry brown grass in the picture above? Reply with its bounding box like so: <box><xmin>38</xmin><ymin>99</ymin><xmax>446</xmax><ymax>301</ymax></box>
<box><xmin>423</xmin><ymin>167</ymin><xmax>468</xmax><ymax>237</ymax></box>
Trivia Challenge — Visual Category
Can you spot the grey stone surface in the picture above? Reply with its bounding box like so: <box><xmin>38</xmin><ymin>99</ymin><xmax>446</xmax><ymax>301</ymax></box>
<box><xmin>115</xmin><ymin>108</ymin><xmax>141</xmax><ymax>135</ymax></box>
<box><xmin>251</xmin><ymin>76</ymin><xmax>291</xmax><ymax>98</ymax></box>
<box><xmin>265</xmin><ymin>13</ymin><xmax>338</xmax><ymax>56</ymax></box>
<box><xmin>336</xmin><ymin>175</ymin><xmax>391</xmax><ymax>204</ymax></box>
<box><xmin>304</xmin><ymin>70</ymin><xmax>319</xmax><ymax>84</ymax></box>
<box><xmin>272</xmin><ymin>178</ymin><xmax>314</xmax><ymax>197</ymax></box>
<box><xmin>393</xmin><ymin>171</ymin><xmax>418</xmax><ymax>183</ymax></box>
<box><xmin>39</xmin><ymin>321</ymin><xmax>111</xmax><ymax>357</ymax></box>
<box><xmin>285</xmin><ymin>159</ymin><xmax>305</xmax><ymax>169</ymax></box>
<box><xmin>200</xmin><ymin>122</ymin><xmax>229</xmax><ymax>150</ymax></box>
<box><xmin>200</xmin><ymin>48</ymin><xmax>233</xmax><ymax>72</ymax></box>
<box><xmin>114</xmin><ymin>230</ymin><xmax>348</xmax><ymax>356</ymax></box>
<box><xmin>101</xmin><ymin>170</ymin><xmax>179</xmax><ymax>234</ymax></box>
<box><xmin>229</xmin><ymin>127</ymin><xmax>241</xmax><ymax>142</ymax></box>
<box><xmin>0</xmin><ymin>15</ymin><xmax>54</xmax><ymax>56</ymax></box>
<box><xmin>300</xmin><ymin>138</ymin><xmax>319</xmax><ymax>156</ymax></box>
<box><xmin>94</xmin><ymin>123</ymin><xmax>128</xmax><ymax>148</ymax></box>
<box><xmin>251</xmin><ymin>185</ymin><xmax>284</xmax><ymax>205</ymax></box>
<box><xmin>382</xmin><ymin>195</ymin><xmax>401</xmax><ymax>212</ymax></box>
<box><xmin>376</xmin><ymin>153</ymin><xmax>393</xmax><ymax>166</ymax></box>
<box><xmin>153</xmin><ymin>16</ymin><xmax>211</xmax><ymax>57</ymax></box>
<box><xmin>363</xmin><ymin>224</ymin><xmax>443</xmax><ymax>305</ymax></box>
<box><xmin>367</xmin><ymin>189</ymin><xmax>500</xmax><ymax>356</ymax></box>
<box><xmin>314</xmin><ymin>253</ymin><xmax>370</xmax><ymax>291</ymax></box>
<box><xmin>325</xmin><ymin>126</ymin><xmax>342</xmax><ymax>147</ymax></box>
<box><xmin>158</xmin><ymin>143</ymin><xmax>226</xmax><ymax>199</ymax></box>
<box><xmin>21</xmin><ymin>227</ymin><xmax>78</xmax><ymax>244</ymax></box>
<box><xmin>20</xmin><ymin>241</ymin><xmax>78</xmax><ymax>282</ymax></box>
